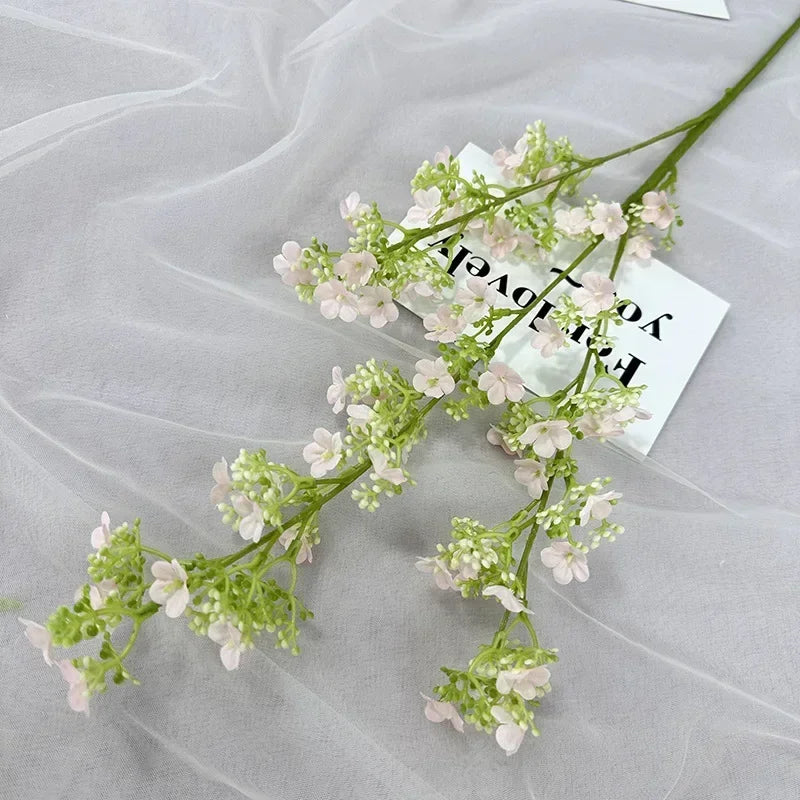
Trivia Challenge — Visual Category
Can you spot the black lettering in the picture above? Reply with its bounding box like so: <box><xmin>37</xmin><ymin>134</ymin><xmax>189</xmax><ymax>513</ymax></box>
<box><xmin>639</xmin><ymin>313</ymin><xmax>673</xmax><ymax>341</ymax></box>
<box><xmin>487</xmin><ymin>273</ymin><xmax>509</xmax><ymax>297</ymax></box>
<box><xmin>607</xmin><ymin>353</ymin><xmax>646</xmax><ymax>386</ymax></box>
<box><xmin>617</xmin><ymin>301</ymin><xmax>643</xmax><ymax>323</ymax></box>
<box><xmin>512</xmin><ymin>286</ymin><xmax>537</xmax><ymax>308</ymax></box>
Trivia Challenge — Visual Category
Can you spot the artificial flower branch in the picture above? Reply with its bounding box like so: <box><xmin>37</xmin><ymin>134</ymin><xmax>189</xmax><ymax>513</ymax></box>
<box><xmin>20</xmin><ymin>15</ymin><xmax>799</xmax><ymax>756</ymax></box>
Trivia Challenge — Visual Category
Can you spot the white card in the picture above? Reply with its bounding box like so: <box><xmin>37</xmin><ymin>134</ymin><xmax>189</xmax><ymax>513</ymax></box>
<box><xmin>397</xmin><ymin>143</ymin><xmax>729</xmax><ymax>456</ymax></box>
<box><xmin>617</xmin><ymin>0</ymin><xmax>729</xmax><ymax>19</ymax></box>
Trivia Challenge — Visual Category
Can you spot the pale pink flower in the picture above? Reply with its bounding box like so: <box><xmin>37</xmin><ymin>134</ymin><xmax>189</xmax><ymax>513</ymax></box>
<box><xmin>482</xmin><ymin>585</ymin><xmax>533</xmax><ymax>615</ymax></box>
<box><xmin>483</xmin><ymin>217</ymin><xmax>519</xmax><ymax>259</ymax></box>
<box><xmin>400</xmin><ymin>280</ymin><xmax>439</xmax><ymax>305</ymax></box>
<box><xmin>334</xmin><ymin>251</ymin><xmax>377</xmax><ymax>287</ymax></box>
<box><xmin>496</xmin><ymin>666</ymin><xmax>550</xmax><ymax>700</ymax></box>
<box><xmin>327</xmin><ymin>366</ymin><xmax>347</xmax><ymax>413</ymax></box>
<box><xmin>493</xmin><ymin>136</ymin><xmax>527</xmax><ymax>180</ymax></box>
<box><xmin>455</xmin><ymin>277</ymin><xmax>498</xmax><ymax>322</ymax></box>
<box><xmin>513</xmin><ymin>459</ymin><xmax>548</xmax><ymax>499</ymax></box>
<box><xmin>641</xmin><ymin>190</ymin><xmax>675</xmax><ymax>230</ymax></box>
<box><xmin>540</xmin><ymin>541</ymin><xmax>589</xmax><ymax>585</ymax></box>
<box><xmin>487</xmin><ymin>426</ymin><xmax>519</xmax><ymax>456</ymax></box>
<box><xmin>415</xmin><ymin>556</ymin><xmax>457</xmax><ymax>591</ymax></box>
<box><xmin>423</xmin><ymin>305</ymin><xmax>465</xmax><ymax>343</ymax></box>
<box><xmin>537</xmin><ymin>166</ymin><xmax>561</xmax><ymax>183</ymax></box>
<box><xmin>273</xmin><ymin>241</ymin><xmax>313</xmax><ymax>288</ymax></box>
<box><xmin>577</xmin><ymin>406</ymin><xmax>648</xmax><ymax>439</ymax></box>
<box><xmin>625</xmin><ymin>234</ymin><xmax>655</xmax><ymax>260</ymax></box>
<box><xmin>58</xmin><ymin>660</ymin><xmax>89</xmax><ymax>716</ymax></box>
<box><xmin>302</xmin><ymin>427</ymin><xmax>343</xmax><ymax>478</ymax></box>
<box><xmin>278</xmin><ymin>528</ymin><xmax>314</xmax><ymax>564</ymax></box>
<box><xmin>358</xmin><ymin>286</ymin><xmax>398</xmax><ymax>328</ymax></box>
<box><xmin>422</xmin><ymin>693</ymin><xmax>464</xmax><ymax>732</ymax></box>
<box><xmin>491</xmin><ymin>706</ymin><xmax>526</xmax><ymax>755</ymax></box>
<box><xmin>519</xmin><ymin>420</ymin><xmax>573</xmax><ymax>458</ymax></box>
<box><xmin>579</xmin><ymin>491</ymin><xmax>622</xmax><ymax>526</ymax></box>
<box><xmin>210</xmin><ymin>458</ymin><xmax>231</xmax><ymax>504</ymax></box>
<box><xmin>572</xmin><ymin>271</ymin><xmax>616</xmax><ymax>316</ymax></box>
<box><xmin>18</xmin><ymin>618</ymin><xmax>53</xmax><ymax>666</ymax></box>
<box><xmin>413</xmin><ymin>358</ymin><xmax>455</xmax><ymax>398</ymax></box>
<box><xmin>339</xmin><ymin>191</ymin><xmax>369</xmax><ymax>231</ymax></box>
<box><xmin>368</xmin><ymin>448</ymin><xmax>406</xmax><ymax>486</ymax></box>
<box><xmin>208</xmin><ymin>620</ymin><xmax>244</xmax><ymax>671</ymax></box>
<box><xmin>477</xmin><ymin>362</ymin><xmax>525</xmax><ymax>405</ymax></box>
<box><xmin>346</xmin><ymin>403</ymin><xmax>373</xmax><ymax>431</ymax></box>
<box><xmin>314</xmin><ymin>280</ymin><xmax>359</xmax><ymax>322</ymax></box>
<box><xmin>91</xmin><ymin>511</ymin><xmax>111</xmax><ymax>550</ymax></box>
<box><xmin>89</xmin><ymin>579</ymin><xmax>117</xmax><ymax>611</ymax></box>
<box><xmin>434</xmin><ymin>146</ymin><xmax>452</xmax><ymax>165</ymax></box>
<box><xmin>406</xmin><ymin>187</ymin><xmax>442</xmax><ymax>228</ymax></box>
<box><xmin>149</xmin><ymin>559</ymin><xmax>190</xmax><ymax>618</ymax></box>
<box><xmin>554</xmin><ymin>207</ymin><xmax>590</xmax><ymax>236</ymax></box>
<box><xmin>531</xmin><ymin>317</ymin><xmax>567</xmax><ymax>358</ymax></box>
<box><xmin>231</xmin><ymin>495</ymin><xmax>265</xmax><ymax>542</ymax></box>
<box><xmin>589</xmin><ymin>202</ymin><xmax>628</xmax><ymax>241</ymax></box>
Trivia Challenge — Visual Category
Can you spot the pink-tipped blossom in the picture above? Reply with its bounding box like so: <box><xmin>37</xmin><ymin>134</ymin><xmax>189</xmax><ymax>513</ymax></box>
<box><xmin>334</xmin><ymin>251</ymin><xmax>377</xmax><ymax>287</ymax></box>
<box><xmin>368</xmin><ymin>448</ymin><xmax>406</xmax><ymax>486</ymax></box>
<box><xmin>91</xmin><ymin>511</ymin><xmax>111</xmax><ymax>550</ymax></box>
<box><xmin>273</xmin><ymin>241</ymin><xmax>313</xmax><ymax>287</ymax></box>
<box><xmin>491</xmin><ymin>706</ymin><xmax>526</xmax><ymax>755</ymax></box>
<box><xmin>313</xmin><ymin>280</ymin><xmax>359</xmax><ymax>322</ymax></box>
<box><xmin>423</xmin><ymin>305</ymin><xmax>465</xmax><ymax>343</ymax></box>
<box><xmin>496</xmin><ymin>666</ymin><xmax>551</xmax><ymax>700</ymax></box>
<box><xmin>589</xmin><ymin>202</ymin><xmax>628</xmax><ymax>241</ymax></box>
<box><xmin>58</xmin><ymin>660</ymin><xmax>89</xmax><ymax>716</ymax></box>
<box><xmin>579</xmin><ymin>491</ymin><xmax>622</xmax><ymax>526</ymax></box>
<box><xmin>519</xmin><ymin>420</ymin><xmax>573</xmax><ymax>458</ymax></box>
<box><xmin>483</xmin><ymin>217</ymin><xmax>519</xmax><ymax>260</ymax></box>
<box><xmin>231</xmin><ymin>495</ymin><xmax>265</xmax><ymax>543</ymax></box>
<box><xmin>531</xmin><ymin>317</ymin><xmax>567</xmax><ymax>358</ymax></box>
<box><xmin>572</xmin><ymin>272</ymin><xmax>616</xmax><ymax>316</ymax></box>
<box><xmin>208</xmin><ymin>620</ymin><xmax>244</xmax><ymax>671</ymax></box>
<box><xmin>540</xmin><ymin>542</ymin><xmax>589</xmax><ymax>585</ymax></box>
<box><xmin>413</xmin><ymin>358</ymin><xmax>456</xmax><ymax>398</ymax></box>
<box><xmin>210</xmin><ymin>458</ymin><xmax>231</xmax><ymax>504</ymax></box>
<box><xmin>455</xmin><ymin>277</ymin><xmax>498</xmax><ymax>322</ymax></box>
<box><xmin>339</xmin><ymin>191</ymin><xmax>369</xmax><ymax>231</ymax></box>
<box><xmin>18</xmin><ymin>618</ymin><xmax>53</xmax><ymax>666</ymax></box>
<box><xmin>625</xmin><ymin>234</ymin><xmax>655</xmax><ymax>260</ymax></box>
<box><xmin>513</xmin><ymin>459</ymin><xmax>548</xmax><ymax>499</ymax></box>
<box><xmin>422</xmin><ymin>693</ymin><xmax>464</xmax><ymax>732</ymax></box>
<box><xmin>640</xmin><ymin>190</ymin><xmax>675</xmax><ymax>230</ymax></box>
<box><xmin>358</xmin><ymin>286</ymin><xmax>398</xmax><ymax>328</ymax></box>
<box><xmin>406</xmin><ymin>187</ymin><xmax>442</xmax><ymax>228</ymax></box>
<box><xmin>554</xmin><ymin>207</ymin><xmax>590</xmax><ymax>236</ymax></box>
<box><xmin>477</xmin><ymin>362</ymin><xmax>525</xmax><ymax>405</ymax></box>
<box><xmin>415</xmin><ymin>556</ymin><xmax>457</xmax><ymax>591</ymax></box>
<box><xmin>482</xmin><ymin>585</ymin><xmax>533</xmax><ymax>615</ymax></box>
<box><xmin>327</xmin><ymin>366</ymin><xmax>347</xmax><ymax>413</ymax></box>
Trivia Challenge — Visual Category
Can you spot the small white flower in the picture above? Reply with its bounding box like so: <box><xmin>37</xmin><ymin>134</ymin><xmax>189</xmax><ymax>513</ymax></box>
<box><xmin>334</xmin><ymin>250</ymin><xmax>377</xmax><ymax>287</ymax></box>
<box><xmin>496</xmin><ymin>666</ymin><xmax>550</xmax><ymax>700</ymax></box>
<box><xmin>422</xmin><ymin>693</ymin><xmax>464</xmax><ymax>732</ymax></box>
<box><xmin>91</xmin><ymin>511</ymin><xmax>111</xmax><ymax>550</ymax></box>
<box><xmin>531</xmin><ymin>317</ymin><xmax>567</xmax><ymax>358</ymax></box>
<box><xmin>413</xmin><ymin>357</ymin><xmax>456</xmax><ymax>398</ymax></box>
<box><xmin>423</xmin><ymin>305</ymin><xmax>465</xmax><ymax>343</ymax></box>
<box><xmin>640</xmin><ymin>190</ymin><xmax>675</xmax><ymax>230</ymax></box>
<box><xmin>327</xmin><ymin>366</ymin><xmax>347</xmax><ymax>413</ymax></box>
<box><xmin>358</xmin><ymin>286</ymin><xmax>398</xmax><ymax>328</ymax></box>
<box><xmin>577</xmin><ymin>406</ymin><xmax>648</xmax><ymax>439</ymax></box>
<box><xmin>572</xmin><ymin>271</ymin><xmax>616</xmax><ymax>317</ymax></box>
<box><xmin>406</xmin><ymin>187</ymin><xmax>442</xmax><ymax>228</ymax></box>
<box><xmin>415</xmin><ymin>556</ymin><xmax>457</xmax><ymax>591</ymax></box>
<box><xmin>554</xmin><ymin>207</ymin><xmax>590</xmax><ymax>236</ymax></box>
<box><xmin>540</xmin><ymin>541</ymin><xmax>589</xmax><ymax>585</ymax></box>
<box><xmin>455</xmin><ymin>277</ymin><xmax>498</xmax><ymax>322</ymax></box>
<box><xmin>302</xmin><ymin>427</ymin><xmax>343</xmax><ymax>478</ymax></box>
<box><xmin>513</xmin><ymin>459</ymin><xmax>548</xmax><ymax>499</ymax></box>
<box><xmin>313</xmin><ymin>280</ymin><xmax>359</xmax><ymax>322</ymax></box>
<box><xmin>208</xmin><ymin>620</ymin><xmax>244</xmax><ymax>671</ymax></box>
<box><xmin>477</xmin><ymin>362</ymin><xmax>525</xmax><ymax>405</ymax></box>
<box><xmin>482</xmin><ymin>585</ymin><xmax>533</xmax><ymax>615</ymax></box>
<box><xmin>483</xmin><ymin>217</ymin><xmax>519</xmax><ymax>260</ymax></box>
<box><xmin>368</xmin><ymin>447</ymin><xmax>406</xmax><ymax>486</ymax></box>
<box><xmin>18</xmin><ymin>618</ymin><xmax>53</xmax><ymax>666</ymax></box>
<box><xmin>346</xmin><ymin>403</ymin><xmax>373</xmax><ymax>432</ymax></box>
<box><xmin>210</xmin><ymin>458</ymin><xmax>231</xmax><ymax>504</ymax></box>
<box><xmin>519</xmin><ymin>420</ymin><xmax>573</xmax><ymax>459</ymax></box>
<box><xmin>579</xmin><ymin>491</ymin><xmax>622</xmax><ymax>526</ymax></box>
<box><xmin>339</xmin><ymin>191</ymin><xmax>369</xmax><ymax>231</ymax></box>
<box><xmin>589</xmin><ymin>202</ymin><xmax>628</xmax><ymax>241</ymax></box>
<box><xmin>491</xmin><ymin>706</ymin><xmax>526</xmax><ymax>756</ymax></box>
<box><xmin>148</xmin><ymin>559</ymin><xmax>190</xmax><ymax>618</ymax></box>
<box><xmin>58</xmin><ymin>660</ymin><xmax>89</xmax><ymax>716</ymax></box>
<box><xmin>625</xmin><ymin>234</ymin><xmax>655</xmax><ymax>260</ymax></box>
<box><xmin>88</xmin><ymin>579</ymin><xmax>117</xmax><ymax>611</ymax></box>
<box><xmin>231</xmin><ymin>494</ymin><xmax>265</xmax><ymax>543</ymax></box>
<box><xmin>273</xmin><ymin>241</ymin><xmax>313</xmax><ymax>287</ymax></box>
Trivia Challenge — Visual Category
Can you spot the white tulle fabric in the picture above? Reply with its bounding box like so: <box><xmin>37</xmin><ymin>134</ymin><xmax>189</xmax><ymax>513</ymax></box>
<box><xmin>2</xmin><ymin>1</ymin><xmax>799</xmax><ymax>797</ymax></box>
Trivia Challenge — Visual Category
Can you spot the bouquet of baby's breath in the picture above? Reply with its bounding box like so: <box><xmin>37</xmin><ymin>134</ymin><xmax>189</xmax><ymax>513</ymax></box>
<box><xmin>19</xmin><ymin>16</ymin><xmax>799</xmax><ymax>754</ymax></box>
